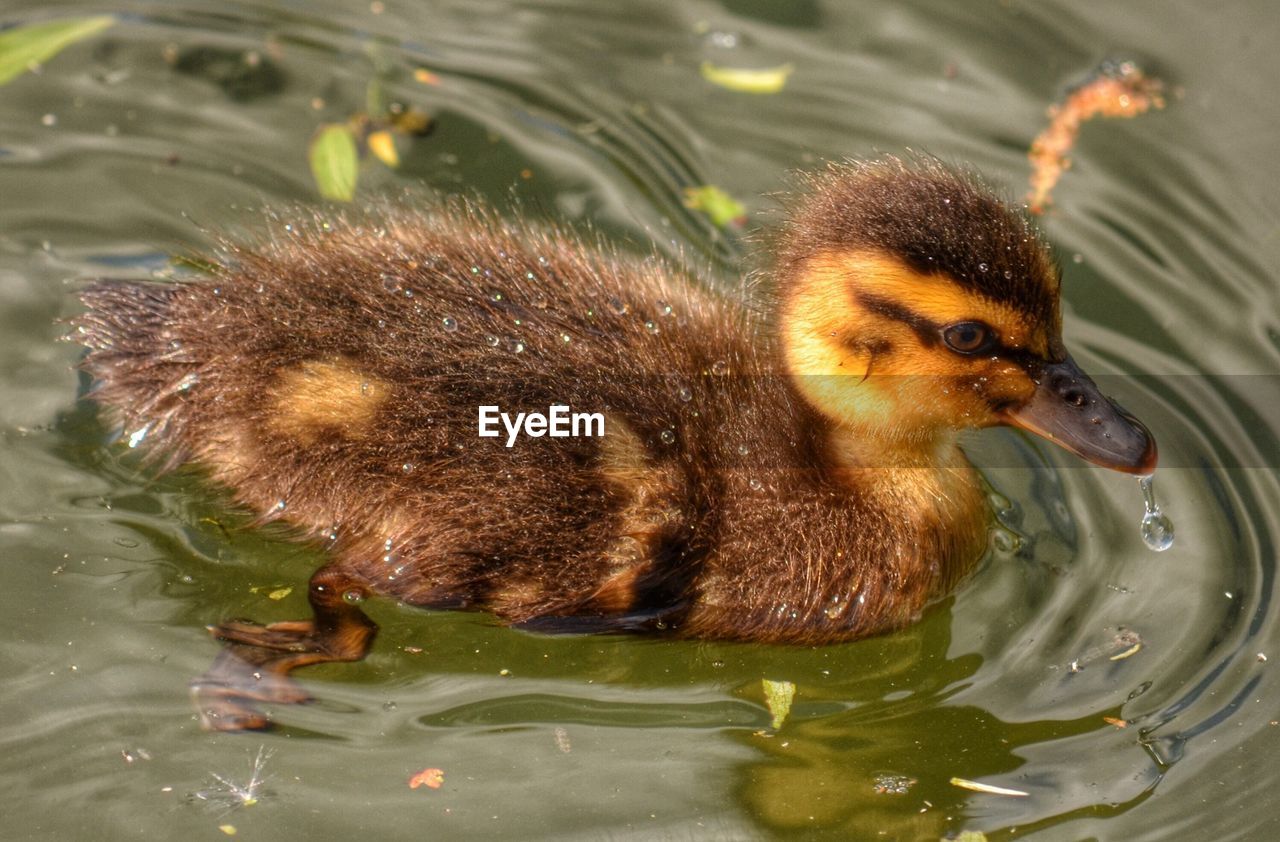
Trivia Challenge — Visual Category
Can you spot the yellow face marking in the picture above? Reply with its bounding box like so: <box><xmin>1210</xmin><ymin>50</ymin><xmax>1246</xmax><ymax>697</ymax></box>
<box><xmin>782</xmin><ymin>249</ymin><xmax>1050</xmax><ymax>437</ymax></box>
<box><xmin>269</xmin><ymin>358</ymin><xmax>389</xmax><ymax>444</ymax></box>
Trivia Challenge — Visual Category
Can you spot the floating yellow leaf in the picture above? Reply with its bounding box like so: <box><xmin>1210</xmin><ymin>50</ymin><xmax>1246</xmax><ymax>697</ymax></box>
<box><xmin>368</xmin><ymin>130</ymin><xmax>400</xmax><ymax>168</ymax></box>
<box><xmin>267</xmin><ymin>587</ymin><xmax>292</xmax><ymax>601</ymax></box>
<box><xmin>700</xmin><ymin>61</ymin><xmax>793</xmax><ymax>94</ymax></box>
<box><xmin>218</xmin><ymin>825</ymin><xmax>237</xmax><ymax>836</ymax></box>
<box><xmin>0</xmin><ymin>16</ymin><xmax>114</xmax><ymax>87</ymax></box>
<box><xmin>414</xmin><ymin>68</ymin><xmax>441</xmax><ymax>85</ymax></box>
<box><xmin>1108</xmin><ymin>641</ymin><xmax>1142</xmax><ymax>661</ymax></box>
<box><xmin>309</xmin><ymin>123</ymin><xmax>359</xmax><ymax>201</ymax></box>
<box><xmin>949</xmin><ymin>777</ymin><xmax>1029</xmax><ymax>797</ymax></box>
<box><xmin>683</xmin><ymin>185</ymin><xmax>746</xmax><ymax>229</ymax></box>
<box><xmin>955</xmin><ymin>832</ymin><xmax>990</xmax><ymax>842</ymax></box>
<box><xmin>761</xmin><ymin>678</ymin><xmax>795</xmax><ymax>730</ymax></box>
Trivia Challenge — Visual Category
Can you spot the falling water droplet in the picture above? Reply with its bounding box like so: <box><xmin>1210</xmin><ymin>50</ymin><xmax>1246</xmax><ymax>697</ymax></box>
<box><xmin>1138</xmin><ymin>474</ymin><xmax>1174</xmax><ymax>552</ymax></box>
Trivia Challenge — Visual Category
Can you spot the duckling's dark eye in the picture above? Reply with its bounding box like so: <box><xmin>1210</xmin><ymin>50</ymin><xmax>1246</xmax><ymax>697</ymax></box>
<box><xmin>942</xmin><ymin>321</ymin><xmax>994</xmax><ymax>354</ymax></box>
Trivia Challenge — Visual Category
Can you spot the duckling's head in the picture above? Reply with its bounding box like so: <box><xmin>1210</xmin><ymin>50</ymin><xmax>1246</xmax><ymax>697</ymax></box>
<box><xmin>776</xmin><ymin>157</ymin><xmax>1155</xmax><ymax>473</ymax></box>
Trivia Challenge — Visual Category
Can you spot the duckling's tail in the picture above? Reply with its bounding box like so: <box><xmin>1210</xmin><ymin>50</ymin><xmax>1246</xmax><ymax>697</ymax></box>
<box><xmin>71</xmin><ymin>279</ymin><xmax>196</xmax><ymax>465</ymax></box>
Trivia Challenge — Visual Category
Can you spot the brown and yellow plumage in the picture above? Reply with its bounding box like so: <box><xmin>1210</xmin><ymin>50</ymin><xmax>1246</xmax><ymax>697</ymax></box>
<box><xmin>72</xmin><ymin>157</ymin><xmax>1154</xmax><ymax>729</ymax></box>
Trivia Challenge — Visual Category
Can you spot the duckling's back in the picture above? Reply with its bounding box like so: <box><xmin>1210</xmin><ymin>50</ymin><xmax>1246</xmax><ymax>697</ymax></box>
<box><xmin>76</xmin><ymin>204</ymin><xmax>850</xmax><ymax>633</ymax></box>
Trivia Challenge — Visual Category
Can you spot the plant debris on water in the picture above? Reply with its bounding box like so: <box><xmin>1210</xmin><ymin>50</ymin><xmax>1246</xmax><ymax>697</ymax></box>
<box><xmin>1027</xmin><ymin>59</ymin><xmax>1164</xmax><ymax>213</ymax></box>
<box><xmin>949</xmin><ymin>776</ymin><xmax>1029</xmax><ymax>797</ymax></box>
<box><xmin>699</xmin><ymin>61</ymin><xmax>793</xmax><ymax>94</ymax></box>
<box><xmin>683</xmin><ymin>185</ymin><xmax>747</xmax><ymax>229</ymax></box>
<box><xmin>761</xmin><ymin>678</ymin><xmax>796</xmax><ymax>730</ymax></box>
<box><xmin>408</xmin><ymin>767</ymin><xmax>445</xmax><ymax>790</ymax></box>
<box><xmin>0</xmin><ymin>16</ymin><xmax>114</xmax><ymax>87</ymax></box>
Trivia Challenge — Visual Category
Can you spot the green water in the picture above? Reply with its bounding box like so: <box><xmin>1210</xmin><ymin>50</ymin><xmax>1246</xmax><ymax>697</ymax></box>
<box><xmin>2</xmin><ymin>1</ymin><xmax>1279</xmax><ymax>839</ymax></box>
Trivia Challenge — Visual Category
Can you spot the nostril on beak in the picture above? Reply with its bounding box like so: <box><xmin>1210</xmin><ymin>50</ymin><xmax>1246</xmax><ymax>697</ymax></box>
<box><xmin>1062</xmin><ymin>389</ymin><xmax>1088</xmax><ymax>408</ymax></box>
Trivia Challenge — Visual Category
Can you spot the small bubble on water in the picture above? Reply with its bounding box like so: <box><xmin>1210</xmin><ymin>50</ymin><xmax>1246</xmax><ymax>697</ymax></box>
<box><xmin>1138</xmin><ymin>474</ymin><xmax>1174</xmax><ymax>552</ymax></box>
<box><xmin>441</xmin><ymin>316</ymin><xmax>458</xmax><ymax>332</ymax></box>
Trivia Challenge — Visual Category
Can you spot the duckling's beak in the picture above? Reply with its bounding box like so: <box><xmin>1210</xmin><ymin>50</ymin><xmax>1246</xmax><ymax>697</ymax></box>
<box><xmin>1002</xmin><ymin>355</ymin><xmax>1158</xmax><ymax>474</ymax></box>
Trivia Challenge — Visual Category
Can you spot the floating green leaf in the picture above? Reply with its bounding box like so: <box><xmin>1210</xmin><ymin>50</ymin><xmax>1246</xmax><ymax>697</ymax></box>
<box><xmin>308</xmin><ymin>123</ymin><xmax>359</xmax><ymax>201</ymax></box>
<box><xmin>761</xmin><ymin>678</ymin><xmax>796</xmax><ymax>730</ymax></box>
<box><xmin>0</xmin><ymin>15</ymin><xmax>114</xmax><ymax>86</ymax></box>
<box><xmin>700</xmin><ymin>61</ymin><xmax>793</xmax><ymax>94</ymax></box>
<box><xmin>683</xmin><ymin>185</ymin><xmax>746</xmax><ymax>229</ymax></box>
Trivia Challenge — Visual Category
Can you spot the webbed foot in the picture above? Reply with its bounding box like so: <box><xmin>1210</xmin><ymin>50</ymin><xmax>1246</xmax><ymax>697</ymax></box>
<box><xmin>190</xmin><ymin>567</ymin><xmax>378</xmax><ymax>731</ymax></box>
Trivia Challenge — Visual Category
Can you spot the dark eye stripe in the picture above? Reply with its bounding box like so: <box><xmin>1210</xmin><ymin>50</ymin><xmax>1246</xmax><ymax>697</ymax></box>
<box><xmin>853</xmin><ymin>290</ymin><xmax>1044</xmax><ymax>372</ymax></box>
<box><xmin>852</xmin><ymin>291</ymin><xmax>941</xmax><ymax>346</ymax></box>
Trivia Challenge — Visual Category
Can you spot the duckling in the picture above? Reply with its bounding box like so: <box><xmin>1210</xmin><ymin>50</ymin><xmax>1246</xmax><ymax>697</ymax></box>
<box><xmin>73</xmin><ymin>156</ymin><xmax>1156</xmax><ymax>730</ymax></box>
